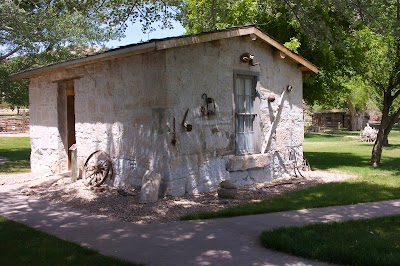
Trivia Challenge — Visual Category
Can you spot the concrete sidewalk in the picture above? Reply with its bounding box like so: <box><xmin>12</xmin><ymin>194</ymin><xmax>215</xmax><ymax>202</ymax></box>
<box><xmin>1</xmin><ymin>182</ymin><xmax>399</xmax><ymax>266</ymax></box>
<box><xmin>0</xmin><ymin>132</ymin><xmax>29</xmax><ymax>137</ymax></box>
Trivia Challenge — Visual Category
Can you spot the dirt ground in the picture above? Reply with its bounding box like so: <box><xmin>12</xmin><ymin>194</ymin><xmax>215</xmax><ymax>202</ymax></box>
<box><xmin>10</xmin><ymin>170</ymin><xmax>356</xmax><ymax>224</ymax></box>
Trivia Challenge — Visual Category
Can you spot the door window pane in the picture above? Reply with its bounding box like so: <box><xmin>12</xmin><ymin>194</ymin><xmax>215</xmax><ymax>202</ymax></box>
<box><xmin>235</xmin><ymin>75</ymin><xmax>256</xmax><ymax>154</ymax></box>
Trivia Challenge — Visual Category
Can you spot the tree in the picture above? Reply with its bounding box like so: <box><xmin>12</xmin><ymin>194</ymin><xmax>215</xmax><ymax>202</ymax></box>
<box><xmin>0</xmin><ymin>0</ymin><xmax>183</xmax><ymax>108</ymax></box>
<box><xmin>100</xmin><ymin>0</ymin><xmax>184</xmax><ymax>34</ymax></box>
<box><xmin>180</xmin><ymin>0</ymin><xmax>257</xmax><ymax>34</ymax></box>
<box><xmin>0</xmin><ymin>0</ymin><xmax>117</xmax><ymax>108</ymax></box>
<box><xmin>259</xmin><ymin>0</ymin><xmax>400</xmax><ymax>167</ymax></box>
<box><xmin>342</xmin><ymin>76</ymin><xmax>370</xmax><ymax>131</ymax></box>
<box><xmin>0</xmin><ymin>47</ymin><xmax>98</xmax><ymax>108</ymax></box>
<box><xmin>181</xmin><ymin>0</ymin><xmax>400</xmax><ymax>167</ymax></box>
<box><xmin>350</xmin><ymin>27</ymin><xmax>400</xmax><ymax>166</ymax></box>
<box><xmin>0</xmin><ymin>0</ymin><xmax>120</xmax><ymax>62</ymax></box>
<box><xmin>181</xmin><ymin>0</ymin><xmax>354</xmax><ymax>105</ymax></box>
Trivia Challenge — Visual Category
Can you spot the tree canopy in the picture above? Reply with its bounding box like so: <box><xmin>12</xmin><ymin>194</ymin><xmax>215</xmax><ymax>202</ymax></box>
<box><xmin>0</xmin><ymin>0</ymin><xmax>181</xmax><ymax>108</ymax></box>
<box><xmin>0</xmin><ymin>0</ymin><xmax>120</xmax><ymax>62</ymax></box>
<box><xmin>181</xmin><ymin>0</ymin><xmax>400</xmax><ymax>166</ymax></box>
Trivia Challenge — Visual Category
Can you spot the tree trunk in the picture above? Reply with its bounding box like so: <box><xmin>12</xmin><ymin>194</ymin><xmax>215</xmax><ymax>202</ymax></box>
<box><xmin>371</xmin><ymin>93</ymin><xmax>391</xmax><ymax>167</ymax></box>
<box><xmin>371</xmin><ymin>108</ymin><xmax>400</xmax><ymax>166</ymax></box>
<box><xmin>371</xmin><ymin>130</ymin><xmax>384</xmax><ymax>167</ymax></box>
<box><xmin>355</xmin><ymin>111</ymin><xmax>365</xmax><ymax>131</ymax></box>
<box><xmin>345</xmin><ymin>100</ymin><xmax>357</xmax><ymax>131</ymax></box>
<box><xmin>345</xmin><ymin>100</ymin><xmax>364</xmax><ymax>131</ymax></box>
<box><xmin>370</xmin><ymin>1</ymin><xmax>400</xmax><ymax>167</ymax></box>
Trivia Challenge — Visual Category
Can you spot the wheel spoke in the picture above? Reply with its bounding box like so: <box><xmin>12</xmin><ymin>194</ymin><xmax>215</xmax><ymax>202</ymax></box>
<box><xmin>82</xmin><ymin>150</ymin><xmax>113</xmax><ymax>187</ymax></box>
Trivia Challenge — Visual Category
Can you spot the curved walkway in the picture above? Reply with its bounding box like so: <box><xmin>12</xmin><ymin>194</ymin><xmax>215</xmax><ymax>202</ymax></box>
<box><xmin>1</xmin><ymin>179</ymin><xmax>400</xmax><ymax>266</ymax></box>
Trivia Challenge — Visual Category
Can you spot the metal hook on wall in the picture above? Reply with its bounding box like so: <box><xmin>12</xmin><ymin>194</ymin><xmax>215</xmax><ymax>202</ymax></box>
<box><xmin>201</xmin><ymin>93</ymin><xmax>216</xmax><ymax>116</ymax></box>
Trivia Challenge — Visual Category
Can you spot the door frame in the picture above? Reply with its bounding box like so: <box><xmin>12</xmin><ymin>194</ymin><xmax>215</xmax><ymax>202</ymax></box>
<box><xmin>66</xmin><ymin>80</ymin><xmax>76</xmax><ymax>169</ymax></box>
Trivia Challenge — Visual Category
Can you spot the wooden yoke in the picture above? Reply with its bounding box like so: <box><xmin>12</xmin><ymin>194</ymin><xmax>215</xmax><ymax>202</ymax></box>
<box><xmin>261</xmin><ymin>85</ymin><xmax>292</xmax><ymax>153</ymax></box>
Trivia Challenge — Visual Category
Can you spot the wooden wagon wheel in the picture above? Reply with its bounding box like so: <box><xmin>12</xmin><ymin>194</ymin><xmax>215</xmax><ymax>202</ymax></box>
<box><xmin>82</xmin><ymin>150</ymin><xmax>112</xmax><ymax>187</ymax></box>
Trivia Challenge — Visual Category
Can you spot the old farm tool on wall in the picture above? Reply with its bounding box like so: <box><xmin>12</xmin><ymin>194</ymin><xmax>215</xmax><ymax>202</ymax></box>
<box><xmin>181</xmin><ymin>108</ymin><xmax>193</xmax><ymax>132</ymax></box>
<box><xmin>261</xmin><ymin>85</ymin><xmax>293</xmax><ymax>153</ymax></box>
<box><xmin>83</xmin><ymin>150</ymin><xmax>113</xmax><ymax>187</ymax></box>
<box><xmin>201</xmin><ymin>93</ymin><xmax>216</xmax><ymax>116</ymax></box>
<box><xmin>171</xmin><ymin>117</ymin><xmax>177</xmax><ymax>145</ymax></box>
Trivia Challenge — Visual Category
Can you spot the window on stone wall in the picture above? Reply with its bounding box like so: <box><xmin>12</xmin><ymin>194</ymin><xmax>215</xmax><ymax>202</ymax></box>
<box><xmin>234</xmin><ymin>74</ymin><xmax>259</xmax><ymax>155</ymax></box>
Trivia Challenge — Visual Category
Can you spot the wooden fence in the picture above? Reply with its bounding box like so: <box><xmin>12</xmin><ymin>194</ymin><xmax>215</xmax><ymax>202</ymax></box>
<box><xmin>0</xmin><ymin>116</ymin><xmax>30</xmax><ymax>133</ymax></box>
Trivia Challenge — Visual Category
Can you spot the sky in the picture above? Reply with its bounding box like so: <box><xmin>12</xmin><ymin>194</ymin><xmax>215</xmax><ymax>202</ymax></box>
<box><xmin>105</xmin><ymin>20</ymin><xmax>186</xmax><ymax>48</ymax></box>
<box><xmin>0</xmin><ymin>21</ymin><xmax>186</xmax><ymax>56</ymax></box>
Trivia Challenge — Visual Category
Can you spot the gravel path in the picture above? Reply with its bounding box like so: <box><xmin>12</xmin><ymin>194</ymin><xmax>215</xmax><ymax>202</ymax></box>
<box><xmin>2</xmin><ymin>170</ymin><xmax>355</xmax><ymax>224</ymax></box>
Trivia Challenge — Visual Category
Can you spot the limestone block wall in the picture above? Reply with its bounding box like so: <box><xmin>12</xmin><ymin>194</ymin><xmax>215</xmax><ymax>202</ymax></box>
<box><xmin>162</xmin><ymin>36</ymin><xmax>304</xmax><ymax>195</ymax></box>
<box><xmin>29</xmin><ymin>77</ymin><xmax>68</xmax><ymax>176</ymax></box>
<box><xmin>28</xmin><ymin>51</ymin><xmax>173</xmax><ymax>186</ymax></box>
<box><xmin>28</xmin><ymin>35</ymin><xmax>304</xmax><ymax>196</ymax></box>
<box><xmin>73</xmin><ymin>51</ymin><xmax>170</xmax><ymax>188</ymax></box>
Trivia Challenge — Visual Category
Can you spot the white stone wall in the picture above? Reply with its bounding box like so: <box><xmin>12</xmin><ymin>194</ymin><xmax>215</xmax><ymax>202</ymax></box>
<box><xmin>74</xmin><ymin>51</ymin><xmax>170</xmax><ymax>188</ymax></box>
<box><xmin>162</xmin><ymin>36</ymin><xmax>304</xmax><ymax>195</ymax></box>
<box><xmin>29</xmin><ymin>76</ymin><xmax>68</xmax><ymax>176</ymax></box>
<box><xmin>28</xmin><ymin>36</ymin><xmax>304</xmax><ymax>196</ymax></box>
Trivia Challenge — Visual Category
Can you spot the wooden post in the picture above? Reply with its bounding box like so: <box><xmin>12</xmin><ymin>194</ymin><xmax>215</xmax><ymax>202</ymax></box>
<box><xmin>261</xmin><ymin>87</ymin><xmax>289</xmax><ymax>153</ymax></box>
<box><xmin>69</xmin><ymin>144</ymin><xmax>77</xmax><ymax>182</ymax></box>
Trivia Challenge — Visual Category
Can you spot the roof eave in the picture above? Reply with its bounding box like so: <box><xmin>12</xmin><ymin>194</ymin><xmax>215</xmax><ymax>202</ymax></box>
<box><xmin>252</xmin><ymin>28</ymin><xmax>318</xmax><ymax>74</ymax></box>
<box><xmin>11</xmin><ymin>42</ymin><xmax>157</xmax><ymax>80</ymax></box>
<box><xmin>155</xmin><ymin>27</ymin><xmax>318</xmax><ymax>74</ymax></box>
<box><xmin>11</xmin><ymin>26</ymin><xmax>318</xmax><ymax>80</ymax></box>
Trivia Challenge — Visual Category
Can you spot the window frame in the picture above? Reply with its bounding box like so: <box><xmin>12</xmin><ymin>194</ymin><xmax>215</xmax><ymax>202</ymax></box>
<box><xmin>233</xmin><ymin>70</ymin><xmax>260</xmax><ymax>156</ymax></box>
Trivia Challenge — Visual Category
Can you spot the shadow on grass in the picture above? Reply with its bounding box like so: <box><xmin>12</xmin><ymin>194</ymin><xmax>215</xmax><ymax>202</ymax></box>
<box><xmin>181</xmin><ymin>180</ymin><xmax>400</xmax><ymax>221</ymax></box>
<box><xmin>0</xmin><ymin>147</ymin><xmax>30</xmax><ymax>160</ymax></box>
<box><xmin>0</xmin><ymin>161</ymin><xmax>31</xmax><ymax>174</ymax></box>
<box><xmin>305</xmin><ymin>151</ymin><xmax>400</xmax><ymax>176</ymax></box>
<box><xmin>384</xmin><ymin>143</ymin><xmax>400</xmax><ymax>150</ymax></box>
<box><xmin>306</xmin><ymin>151</ymin><xmax>368</xmax><ymax>169</ymax></box>
<box><xmin>0</xmin><ymin>216</ymin><xmax>135</xmax><ymax>265</ymax></box>
<box><xmin>0</xmin><ymin>147</ymin><xmax>30</xmax><ymax>174</ymax></box>
<box><xmin>304</xmin><ymin>134</ymin><xmax>344</xmax><ymax>140</ymax></box>
<box><xmin>260</xmin><ymin>215</ymin><xmax>400</xmax><ymax>266</ymax></box>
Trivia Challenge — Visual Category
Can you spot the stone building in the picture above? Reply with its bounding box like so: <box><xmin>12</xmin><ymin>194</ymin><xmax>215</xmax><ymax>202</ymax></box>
<box><xmin>311</xmin><ymin>110</ymin><xmax>370</xmax><ymax>131</ymax></box>
<box><xmin>12</xmin><ymin>26</ymin><xmax>318</xmax><ymax>196</ymax></box>
<box><xmin>311</xmin><ymin>110</ymin><xmax>350</xmax><ymax>131</ymax></box>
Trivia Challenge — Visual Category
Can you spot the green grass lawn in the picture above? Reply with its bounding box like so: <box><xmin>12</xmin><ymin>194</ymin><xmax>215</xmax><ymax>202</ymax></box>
<box><xmin>0</xmin><ymin>216</ymin><xmax>138</xmax><ymax>265</ymax></box>
<box><xmin>305</xmin><ymin>132</ymin><xmax>400</xmax><ymax>175</ymax></box>
<box><xmin>181</xmin><ymin>131</ymin><xmax>400</xmax><ymax>220</ymax></box>
<box><xmin>0</xmin><ymin>137</ymin><xmax>30</xmax><ymax>174</ymax></box>
<box><xmin>312</xmin><ymin>129</ymin><xmax>362</xmax><ymax>136</ymax></box>
<box><xmin>259</xmin><ymin>131</ymin><xmax>400</xmax><ymax>265</ymax></box>
<box><xmin>0</xmin><ymin>139</ymin><xmax>139</xmax><ymax>265</ymax></box>
<box><xmin>260</xmin><ymin>215</ymin><xmax>400</xmax><ymax>266</ymax></box>
<box><xmin>187</xmin><ymin>129</ymin><xmax>399</xmax><ymax>264</ymax></box>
